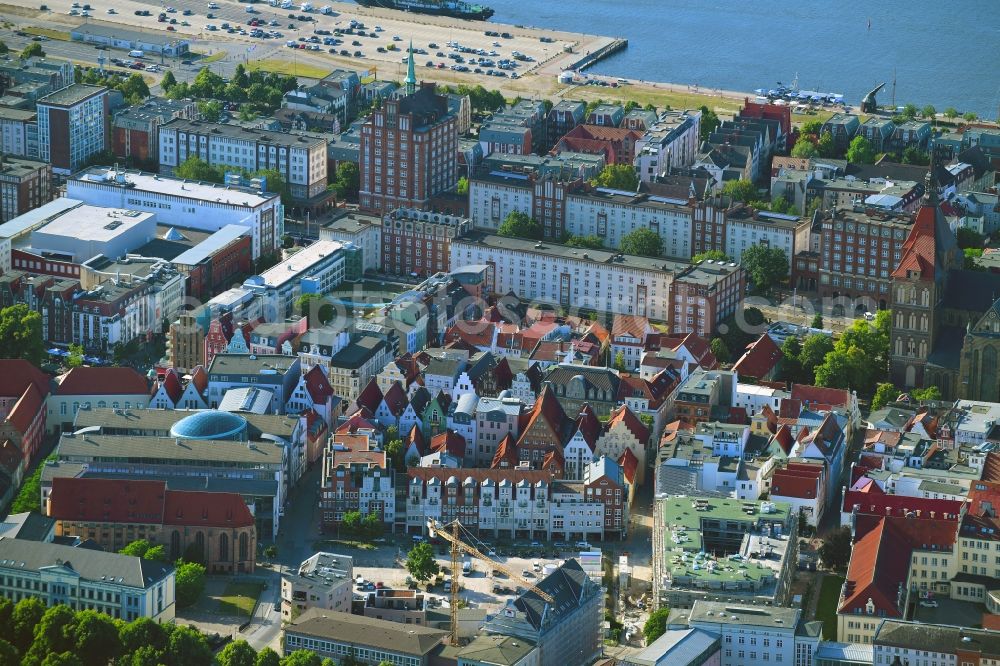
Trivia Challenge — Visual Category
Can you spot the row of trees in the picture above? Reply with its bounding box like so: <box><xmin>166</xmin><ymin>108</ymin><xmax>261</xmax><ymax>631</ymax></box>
<box><xmin>74</xmin><ymin>67</ymin><xmax>150</xmax><ymax>106</ymax></box>
<box><xmin>117</xmin><ymin>539</ymin><xmax>205</xmax><ymax>609</ymax></box>
<box><xmin>792</xmin><ymin>122</ymin><xmax>930</xmax><ymax>165</ymax></box>
<box><xmin>161</xmin><ymin>65</ymin><xmax>298</xmax><ymax>116</ymax></box>
<box><xmin>870</xmin><ymin>383</ymin><xmax>942</xmax><ymax>412</ymax></box>
<box><xmin>173</xmin><ymin>157</ymin><xmax>290</xmax><ymax>204</ymax></box>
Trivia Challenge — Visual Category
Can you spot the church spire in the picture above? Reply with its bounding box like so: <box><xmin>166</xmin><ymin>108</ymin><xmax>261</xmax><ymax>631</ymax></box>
<box><xmin>404</xmin><ymin>40</ymin><xmax>416</xmax><ymax>95</ymax></box>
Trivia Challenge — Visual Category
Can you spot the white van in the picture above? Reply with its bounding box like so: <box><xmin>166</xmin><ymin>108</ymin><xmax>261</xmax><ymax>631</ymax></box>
<box><xmin>128</xmin><ymin>49</ymin><xmax>144</xmax><ymax>58</ymax></box>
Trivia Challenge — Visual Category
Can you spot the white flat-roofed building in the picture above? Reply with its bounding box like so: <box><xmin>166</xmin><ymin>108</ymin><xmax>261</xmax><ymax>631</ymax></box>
<box><xmin>158</xmin><ymin>119</ymin><xmax>327</xmax><ymax>203</ymax></box>
<box><xmin>564</xmin><ymin>188</ymin><xmax>693</xmax><ymax>260</ymax></box>
<box><xmin>243</xmin><ymin>240</ymin><xmax>345</xmax><ymax>319</ymax></box>
<box><xmin>318</xmin><ymin>212</ymin><xmax>382</xmax><ymax>273</ymax></box>
<box><xmin>724</xmin><ymin>208</ymin><xmax>811</xmax><ymax>266</ymax></box>
<box><xmin>677</xmin><ymin>601</ymin><xmax>816</xmax><ymax>666</ymax></box>
<box><xmin>450</xmin><ymin>232</ymin><xmax>682</xmax><ymax>321</ymax></box>
<box><xmin>469</xmin><ymin>171</ymin><xmax>533</xmax><ymax>232</ymax></box>
<box><xmin>633</xmin><ymin>109</ymin><xmax>702</xmax><ymax>183</ymax></box>
<box><xmin>28</xmin><ymin>205</ymin><xmax>156</xmax><ymax>263</ymax></box>
<box><xmin>67</xmin><ymin>167</ymin><xmax>284</xmax><ymax>259</ymax></box>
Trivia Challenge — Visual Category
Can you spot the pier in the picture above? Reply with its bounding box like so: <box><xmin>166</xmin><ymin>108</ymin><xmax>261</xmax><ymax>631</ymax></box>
<box><xmin>569</xmin><ymin>38</ymin><xmax>628</xmax><ymax>71</ymax></box>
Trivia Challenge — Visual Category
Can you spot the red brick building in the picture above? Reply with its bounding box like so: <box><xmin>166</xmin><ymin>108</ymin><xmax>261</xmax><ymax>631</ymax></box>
<box><xmin>171</xmin><ymin>226</ymin><xmax>253</xmax><ymax>302</ymax></box>
<box><xmin>552</xmin><ymin>125</ymin><xmax>645</xmax><ymax>165</ymax></box>
<box><xmin>0</xmin><ymin>360</ymin><xmax>50</xmax><ymax>469</ymax></box>
<box><xmin>583</xmin><ymin>455</ymin><xmax>629</xmax><ymax>539</ymax></box>
<box><xmin>515</xmin><ymin>385</ymin><xmax>570</xmax><ymax>465</ymax></box>
<box><xmin>47</xmin><ymin>477</ymin><xmax>257</xmax><ymax>573</ymax></box>
<box><xmin>111</xmin><ymin>97</ymin><xmax>198</xmax><ymax>166</ymax></box>
<box><xmin>359</xmin><ymin>83</ymin><xmax>458</xmax><ymax>214</ymax></box>
<box><xmin>380</xmin><ymin>207</ymin><xmax>470</xmax><ymax>278</ymax></box>
<box><xmin>668</xmin><ymin>259</ymin><xmax>744</xmax><ymax>338</ymax></box>
<box><xmin>0</xmin><ymin>156</ymin><xmax>52</xmax><ymax>222</ymax></box>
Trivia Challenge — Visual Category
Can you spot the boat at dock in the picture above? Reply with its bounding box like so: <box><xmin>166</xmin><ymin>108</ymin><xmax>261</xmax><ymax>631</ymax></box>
<box><xmin>354</xmin><ymin>0</ymin><xmax>495</xmax><ymax>20</ymax></box>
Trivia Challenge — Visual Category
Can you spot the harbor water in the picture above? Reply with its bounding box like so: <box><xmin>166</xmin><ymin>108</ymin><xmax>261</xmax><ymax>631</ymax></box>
<box><xmin>487</xmin><ymin>0</ymin><xmax>1000</xmax><ymax>118</ymax></box>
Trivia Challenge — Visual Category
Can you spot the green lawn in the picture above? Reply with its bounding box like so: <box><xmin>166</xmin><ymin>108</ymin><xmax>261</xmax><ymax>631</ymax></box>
<box><xmin>816</xmin><ymin>575</ymin><xmax>845</xmax><ymax>640</ymax></box>
<box><xmin>24</xmin><ymin>26</ymin><xmax>70</xmax><ymax>40</ymax></box>
<box><xmin>195</xmin><ymin>50</ymin><xmax>228</xmax><ymax>64</ymax></box>
<box><xmin>216</xmin><ymin>581</ymin><xmax>264</xmax><ymax>618</ymax></box>
<box><xmin>248</xmin><ymin>58</ymin><xmax>330</xmax><ymax>80</ymax></box>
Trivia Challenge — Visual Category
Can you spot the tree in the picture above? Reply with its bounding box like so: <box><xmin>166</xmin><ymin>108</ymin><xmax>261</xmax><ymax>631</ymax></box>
<box><xmin>741</xmin><ymin>244</ymin><xmax>789</xmax><ymax>293</ymax></box>
<box><xmin>699</xmin><ymin>105</ymin><xmax>720</xmax><ymax>141</ymax></box>
<box><xmin>563</xmin><ymin>234</ymin><xmax>604</xmax><ymax>250</ymax></box>
<box><xmin>642</xmin><ymin>608</ymin><xmax>670</xmax><ymax>644</ymax></box>
<box><xmin>790</xmin><ymin>139</ymin><xmax>817</xmax><ymax>158</ymax></box>
<box><xmin>944</xmin><ymin>107</ymin><xmax>958</xmax><ymax>119</ymax></box>
<box><xmin>456</xmin><ymin>176</ymin><xmax>469</xmax><ymax>195</ymax></box>
<box><xmin>331</xmin><ymin>162</ymin><xmax>360</xmax><ymax>201</ymax></box>
<box><xmin>721</xmin><ymin>179</ymin><xmax>756</xmax><ymax>203</ymax></box>
<box><xmin>710</xmin><ymin>337</ymin><xmax>730</xmax><ymax>364</ymax></box>
<box><xmin>405</xmin><ymin>542</ymin><xmax>440</xmax><ymax>582</ymax></box>
<box><xmin>816</xmin><ymin>131</ymin><xmax>836</xmax><ymax>158</ymax></box>
<box><xmin>691</xmin><ymin>250</ymin><xmax>729</xmax><ymax>263</ymax></box>
<box><xmin>219</xmin><ymin>640</ymin><xmax>257</xmax><ymax>666</ymax></box>
<box><xmin>846</xmin><ymin>136</ymin><xmax>875</xmax><ymax>164</ymax></box>
<box><xmin>901</xmin><ymin>147</ymin><xmax>929</xmax><ymax>165</ymax></box>
<box><xmin>810</xmin><ymin>313</ymin><xmax>823</xmax><ymax>329</ymax></box>
<box><xmin>174</xmin><ymin>561</ymin><xmax>206</xmax><ymax>608</ymax></box>
<box><xmin>174</xmin><ymin>157</ymin><xmax>223</xmax><ymax>183</ymax></box>
<box><xmin>613</xmin><ymin>351</ymin><xmax>626</xmax><ymax>371</ymax></box>
<box><xmin>871</xmin><ymin>383</ymin><xmax>898</xmax><ymax>412</ymax></box>
<box><xmin>125</xmin><ymin>646</ymin><xmax>166</xmax><ymax>666</ymax></box>
<box><xmin>806</xmin><ymin>196</ymin><xmax>824</xmax><ymax>218</ymax></box>
<box><xmin>497</xmin><ymin>211</ymin><xmax>542</xmax><ymax>241</ymax></box>
<box><xmin>252</xmin><ymin>168</ymin><xmax>288</xmax><ymax>202</ymax></box>
<box><xmin>620</xmin><ymin>228</ymin><xmax>663</xmax><ymax>257</ymax></box>
<box><xmin>71</xmin><ymin>611</ymin><xmax>121</xmax><ymax>666</ymax></box>
<box><xmin>196</xmin><ymin>99</ymin><xmax>222</xmax><ymax>122</ymax></box>
<box><xmin>161</xmin><ymin>70</ymin><xmax>177</xmax><ymax>91</ymax></box>
<box><xmin>66</xmin><ymin>343</ymin><xmax>84</xmax><ymax>368</ymax></box>
<box><xmin>119</xmin><ymin>539</ymin><xmax>153</xmax><ymax>558</ymax></box>
<box><xmin>957</xmin><ymin>227</ymin><xmax>984</xmax><ymax>249</ymax></box>
<box><xmin>361</xmin><ymin>512</ymin><xmax>383</xmax><ymax>538</ymax></box>
<box><xmin>120</xmin><ymin>73</ymin><xmax>150</xmax><ymax>104</ymax></box>
<box><xmin>296</xmin><ymin>293</ymin><xmax>334</xmax><ymax>325</ymax></box>
<box><xmin>30</xmin><ymin>605</ymin><xmax>78</xmax><ymax>659</ymax></box>
<box><xmin>768</xmin><ymin>195</ymin><xmax>793</xmax><ymax>214</ymax></box>
<box><xmin>118</xmin><ymin>617</ymin><xmax>168</xmax><ymax>657</ymax></box>
<box><xmin>256</xmin><ymin>648</ymin><xmax>281</xmax><ymax>666</ymax></box>
<box><xmin>384</xmin><ymin>438</ymin><xmax>405</xmax><ymax>472</ymax></box>
<box><xmin>12</xmin><ymin>597</ymin><xmax>45</xmax><ymax>653</ymax></box>
<box><xmin>814</xmin><ymin>312</ymin><xmax>890</xmax><ymax>395</ymax></box>
<box><xmin>964</xmin><ymin>248</ymin><xmax>985</xmax><ymax>271</ymax></box>
<box><xmin>341</xmin><ymin>510</ymin><xmax>362</xmax><ymax>534</ymax></box>
<box><xmin>0</xmin><ymin>639</ymin><xmax>17</xmax><ymax>666</ymax></box>
<box><xmin>819</xmin><ymin>526</ymin><xmax>852</xmax><ymax>573</ymax></box>
<box><xmin>279</xmin><ymin>650</ymin><xmax>322</xmax><ymax>666</ymax></box>
<box><xmin>963</xmin><ymin>111</ymin><xmax>978</xmax><ymax>122</ymax></box>
<box><xmin>20</xmin><ymin>42</ymin><xmax>44</xmax><ymax>59</ymax></box>
<box><xmin>165</xmin><ymin>626</ymin><xmax>213</xmax><ymax>666</ymax></box>
<box><xmin>800</xmin><ymin>334</ymin><xmax>835</xmax><ymax>378</ymax></box>
<box><xmin>590</xmin><ymin>164</ymin><xmax>639</xmax><ymax>192</ymax></box>
<box><xmin>911</xmin><ymin>386</ymin><xmax>942</xmax><ymax>402</ymax></box>
<box><xmin>0</xmin><ymin>598</ymin><xmax>11</xmax><ymax>644</ymax></box>
<box><xmin>41</xmin><ymin>653</ymin><xmax>83</xmax><ymax>666</ymax></box>
<box><xmin>901</xmin><ymin>103</ymin><xmax>919</xmax><ymax>119</ymax></box>
<box><xmin>0</xmin><ymin>303</ymin><xmax>45</xmax><ymax>365</ymax></box>
<box><xmin>921</xmin><ymin>105</ymin><xmax>936</xmax><ymax>119</ymax></box>
<box><xmin>779</xmin><ymin>336</ymin><xmax>803</xmax><ymax>383</ymax></box>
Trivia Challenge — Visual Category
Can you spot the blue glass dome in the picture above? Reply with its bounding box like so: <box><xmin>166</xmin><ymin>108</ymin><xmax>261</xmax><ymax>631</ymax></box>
<box><xmin>169</xmin><ymin>410</ymin><xmax>248</xmax><ymax>440</ymax></box>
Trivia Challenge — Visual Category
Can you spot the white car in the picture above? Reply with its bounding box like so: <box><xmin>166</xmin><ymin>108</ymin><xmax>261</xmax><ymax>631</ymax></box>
<box><xmin>919</xmin><ymin>600</ymin><xmax>939</xmax><ymax>608</ymax></box>
<box><xmin>207</xmin><ymin>1</ymin><xmax>218</xmax><ymax>6</ymax></box>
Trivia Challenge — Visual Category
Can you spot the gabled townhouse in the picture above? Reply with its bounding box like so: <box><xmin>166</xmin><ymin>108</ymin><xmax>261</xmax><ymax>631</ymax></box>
<box><xmin>420</xmin><ymin>391</ymin><xmax>451</xmax><ymax>441</ymax></box>
<box><xmin>595</xmin><ymin>405</ymin><xmax>650</xmax><ymax>484</ymax></box>
<box><xmin>583</xmin><ymin>455</ymin><xmax>630</xmax><ymax>538</ymax></box>
<box><xmin>284</xmin><ymin>365</ymin><xmax>340</xmax><ymax>427</ymax></box>
<box><xmin>447</xmin><ymin>393</ymin><xmax>479</xmax><ymax>463</ymax></box>
<box><xmin>516</xmin><ymin>386</ymin><xmax>571</xmax><ymax>466</ymax></box>
<box><xmin>319</xmin><ymin>433</ymin><xmax>395</xmax><ymax>532</ymax></box>
<box><xmin>769</xmin><ymin>460</ymin><xmax>827</xmax><ymax>527</ymax></box>
<box><xmin>792</xmin><ymin>412</ymin><xmax>847</xmax><ymax>505</ymax></box>
<box><xmin>611</xmin><ymin>315</ymin><xmax>653</xmax><ymax>372</ymax></box>
<box><xmin>563</xmin><ymin>405</ymin><xmax>601</xmax><ymax>481</ymax></box>
<box><xmin>0</xmin><ymin>360</ymin><xmax>51</xmax><ymax>470</ymax></box>
<box><xmin>473</xmin><ymin>393</ymin><xmax>523</xmax><ymax>467</ymax></box>
<box><xmin>374</xmin><ymin>382</ymin><xmax>408</xmax><ymax>429</ymax></box>
<box><xmin>400</xmin><ymin>386</ymin><xmax>429</xmax><ymax>436</ymax></box>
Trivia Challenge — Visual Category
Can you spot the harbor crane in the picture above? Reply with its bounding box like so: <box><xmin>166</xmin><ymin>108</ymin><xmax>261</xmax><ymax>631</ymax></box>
<box><xmin>427</xmin><ymin>519</ymin><xmax>554</xmax><ymax>645</ymax></box>
<box><xmin>861</xmin><ymin>82</ymin><xmax>886</xmax><ymax>114</ymax></box>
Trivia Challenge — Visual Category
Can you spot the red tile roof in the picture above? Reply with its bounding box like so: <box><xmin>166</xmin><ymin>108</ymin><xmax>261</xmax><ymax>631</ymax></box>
<box><xmin>431</xmin><ymin>430</ymin><xmax>466</xmax><ymax>459</ymax></box>
<box><xmin>491</xmin><ymin>433</ymin><xmax>519</xmax><ymax>468</ymax></box>
<box><xmin>732</xmin><ymin>333</ymin><xmax>783</xmax><ymax>379</ymax></box>
<box><xmin>355</xmin><ymin>378</ymin><xmax>384</xmax><ymax>413</ymax></box>
<box><xmin>542</xmin><ymin>448</ymin><xmax>564</xmax><ymax>474</ymax></box>
<box><xmin>617</xmin><ymin>448</ymin><xmax>639</xmax><ymax>485</ymax></box>
<box><xmin>336</xmin><ymin>410</ymin><xmax>378</xmax><ymax>435</ymax></box>
<box><xmin>381</xmin><ymin>382</ymin><xmax>408</xmax><ymax>417</ymax></box>
<box><xmin>841</xmin><ymin>490</ymin><xmax>964</xmax><ymax>521</ymax></box>
<box><xmin>605</xmin><ymin>405</ymin><xmax>650</xmax><ymax>445</ymax></box>
<box><xmin>190</xmin><ymin>365</ymin><xmax>208</xmax><ymax>393</ymax></box>
<box><xmin>49</xmin><ymin>477</ymin><xmax>166</xmax><ymax>524</ymax></box>
<box><xmin>892</xmin><ymin>202</ymin><xmax>938</xmax><ymax>280</ymax></box>
<box><xmin>160</xmin><ymin>368</ymin><xmax>183</xmax><ymax>404</ymax></box>
<box><xmin>163</xmin><ymin>489</ymin><xmax>254</xmax><ymax>528</ymax></box>
<box><xmin>6</xmin><ymin>382</ymin><xmax>44</xmax><ymax>435</ymax></box>
<box><xmin>573</xmin><ymin>405</ymin><xmax>602</xmax><ymax>450</ymax></box>
<box><xmin>838</xmin><ymin>519</ymin><xmax>908</xmax><ymax>617</ymax></box>
<box><xmin>790</xmin><ymin>384</ymin><xmax>851</xmax><ymax>410</ymax></box>
<box><xmin>0</xmin><ymin>360</ymin><xmax>50</xmax><ymax>399</ymax></box>
<box><xmin>771</xmin><ymin>464</ymin><xmax>823</xmax><ymax>500</ymax></box>
<box><xmin>304</xmin><ymin>365</ymin><xmax>335</xmax><ymax>404</ymax></box>
<box><xmin>517</xmin><ymin>385</ymin><xmax>567</xmax><ymax>447</ymax></box>
<box><xmin>611</xmin><ymin>314</ymin><xmax>651</xmax><ymax>342</ymax></box>
<box><xmin>57</xmin><ymin>367</ymin><xmax>148</xmax><ymax>396</ymax></box>
<box><xmin>405</xmin><ymin>423</ymin><xmax>426</xmax><ymax>456</ymax></box>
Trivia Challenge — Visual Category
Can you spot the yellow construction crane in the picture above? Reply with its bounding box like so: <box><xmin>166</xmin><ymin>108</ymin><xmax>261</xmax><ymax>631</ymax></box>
<box><xmin>428</xmin><ymin>519</ymin><xmax>554</xmax><ymax>645</ymax></box>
